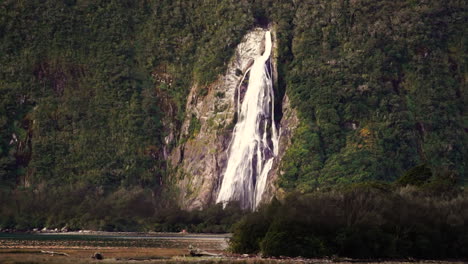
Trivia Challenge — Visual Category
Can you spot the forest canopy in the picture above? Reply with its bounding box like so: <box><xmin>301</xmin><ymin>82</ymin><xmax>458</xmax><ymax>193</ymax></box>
<box><xmin>0</xmin><ymin>0</ymin><xmax>466</xmax><ymax>234</ymax></box>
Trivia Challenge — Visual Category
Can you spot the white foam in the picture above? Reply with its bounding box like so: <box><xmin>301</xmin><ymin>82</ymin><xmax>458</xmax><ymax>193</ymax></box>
<box><xmin>216</xmin><ymin>31</ymin><xmax>278</xmax><ymax>210</ymax></box>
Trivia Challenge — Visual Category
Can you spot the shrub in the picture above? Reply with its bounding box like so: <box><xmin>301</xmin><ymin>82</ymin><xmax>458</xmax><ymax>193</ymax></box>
<box><xmin>230</xmin><ymin>183</ymin><xmax>468</xmax><ymax>259</ymax></box>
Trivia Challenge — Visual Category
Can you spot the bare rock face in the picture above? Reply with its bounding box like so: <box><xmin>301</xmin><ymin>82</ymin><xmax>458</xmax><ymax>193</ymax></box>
<box><xmin>169</xmin><ymin>28</ymin><xmax>298</xmax><ymax>210</ymax></box>
<box><xmin>260</xmin><ymin>94</ymin><xmax>299</xmax><ymax>204</ymax></box>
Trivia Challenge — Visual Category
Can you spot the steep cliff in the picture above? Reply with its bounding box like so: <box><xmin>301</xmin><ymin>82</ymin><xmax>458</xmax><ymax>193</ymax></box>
<box><xmin>169</xmin><ymin>28</ymin><xmax>298</xmax><ymax>209</ymax></box>
<box><xmin>1</xmin><ymin>0</ymin><xmax>465</xmax><ymax>231</ymax></box>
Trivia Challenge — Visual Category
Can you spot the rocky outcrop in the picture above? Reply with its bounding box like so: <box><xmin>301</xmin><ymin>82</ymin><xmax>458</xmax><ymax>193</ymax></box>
<box><xmin>260</xmin><ymin>94</ymin><xmax>299</xmax><ymax>204</ymax></box>
<box><xmin>169</xmin><ymin>27</ymin><xmax>298</xmax><ymax>210</ymax></box>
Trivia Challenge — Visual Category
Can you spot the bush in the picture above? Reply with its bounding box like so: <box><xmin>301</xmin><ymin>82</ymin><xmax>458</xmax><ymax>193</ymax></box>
<box><xmin>0</xmin><ymin>186</ymin><xmax>245</xmax><ymax>233</ymax></box>
<box><xmin>230</xmin><ymin>212</ymin><xmax>269</xmax><ymax>254</ymax></box>
<box><xmin>230</xmin><ymin>183</ymin><xmax>468</xmax><ymax>259</ymax></box>
<box><xmin>397</xmin><ymin>164</ymin><xmax>432</xmax><ymax>186</ymax></box>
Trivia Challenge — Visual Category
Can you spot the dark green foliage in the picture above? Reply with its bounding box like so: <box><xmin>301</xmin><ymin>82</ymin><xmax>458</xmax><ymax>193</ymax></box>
<box><xmin>0</xmin><ymin>0</ymin><xmax>466</xmax><ymax>247</ymax></box>
<box><xmin>397</xmin><ymin>164</ymin><xmax>433</xmax><ymax>186</ymax></box>
<box><xmin>0</xmin><ymin>186</ymin><xmax>244</xmax><ymax>233</ymax></box>
<box><xmin>260</xmin><ymin>218</ymin><xmax>329</xmax><ymax>258</ymax></box>
<box><xmin>279</xmin><ymin>0</ymin><xmax>467</xmax><ymax>189</ymax></box>
<box><xmin>0</xmin><ymin>0</ymin><xmax>254</xmax><ymax>189</ymax></box>
<box><xmin>188</xmin><ymin>114</ymin><xmax>201</xmax><ymax>139</ymax></box>
<box><xmin>230</xmin><ymin>183</ymin><xmax>468</xmax><ymax>259</ymax></box>
<box><xmin>230</xmin><ymin>212</ymin><xmax>269</xmax><ymax>254</ymax></box>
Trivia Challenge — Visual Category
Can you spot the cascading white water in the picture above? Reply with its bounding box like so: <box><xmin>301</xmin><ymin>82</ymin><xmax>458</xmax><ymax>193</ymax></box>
<box><xmin>216</xmin><ymin>31</ymin><xmax>278</xmax><ymax>210</ymax></box>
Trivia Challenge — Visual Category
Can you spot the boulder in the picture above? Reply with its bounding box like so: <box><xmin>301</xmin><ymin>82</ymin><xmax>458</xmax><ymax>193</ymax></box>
<box><xmin>92</xmin><ymin>252</ymin><xmax>103</xmax><ymax>260</ymax></box>
<box><xmin>188</xmin><ymin>245</ymin><xmax>220</xmax><ymax>257</ymax></box>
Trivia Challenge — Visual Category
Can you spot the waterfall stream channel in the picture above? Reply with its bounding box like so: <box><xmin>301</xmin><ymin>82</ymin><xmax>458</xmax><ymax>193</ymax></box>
<box><xmin>216</xmin><ymin>31</ymin><xmax>278</xmax><ymax>210</ymax></box>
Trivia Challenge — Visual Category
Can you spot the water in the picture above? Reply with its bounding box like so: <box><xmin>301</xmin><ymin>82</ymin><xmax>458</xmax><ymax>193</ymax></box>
<box><xmin>216</xmin><ymin>31</ymin><xmax>278</xmax><ymax>210</ymax></box>
<box><xmin>0</xmin><ymin>232</ymin><xmax>229</xmax><ymax>249</ymax></box>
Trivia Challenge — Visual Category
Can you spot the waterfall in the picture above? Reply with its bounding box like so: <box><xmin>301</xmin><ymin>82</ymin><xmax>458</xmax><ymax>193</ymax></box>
<box><xmin>216</xmin><ymin>31</ymin><xmax>278</xmax><ymax>210</ymax></box>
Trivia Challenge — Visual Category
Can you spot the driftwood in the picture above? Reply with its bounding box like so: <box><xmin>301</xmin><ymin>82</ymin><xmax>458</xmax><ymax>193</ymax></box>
<box><xmin>116</xmin><ymin>256</ymin><xmax>170</xmax><ymax>261</ymax></box>
<box><xmin>40</xmin><ymin>250</ymin><xmax>69</xmax><ymax>256</ymax></box>
<box><xmin>188</xmin><ymin>245</ymin><xmax>221</xmax><ymax>257</ymax></box>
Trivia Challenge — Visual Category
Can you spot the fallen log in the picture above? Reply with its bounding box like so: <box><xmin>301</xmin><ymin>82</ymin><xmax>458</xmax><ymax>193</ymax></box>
<box><xmin>40</xmin><ymin>250</ymin><xmax>69</xmax><ymax>256</ymax></box>
<box><xmin>188</xmin><ymin>245</ymin><xmax>221</xmax><ymax>257</ymax></box>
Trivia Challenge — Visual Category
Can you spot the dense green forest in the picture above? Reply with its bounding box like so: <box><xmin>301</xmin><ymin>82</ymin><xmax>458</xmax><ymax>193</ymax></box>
<box><xmin>0</xmin><ymin>0</ymin><xmax>466</xmax><ymax>249</ymax></box>
<box><xmin>230</xmin><ymin>181</ymin><xmax>468</xmax><ymax>259</ymax></box>
<box><xmin>0</xmin><ymin>0</ymin><xmax>255</xmax><ymax>190</ymax></box>
<box><xmin>0</xmin><ymin>0</ymin><xmax>256</xmax><ymax>230</ymax></box>
<box><xmin>279</xmin><ymin>0</ymin><xmax>466</xmax><ymax>191</ymax></box>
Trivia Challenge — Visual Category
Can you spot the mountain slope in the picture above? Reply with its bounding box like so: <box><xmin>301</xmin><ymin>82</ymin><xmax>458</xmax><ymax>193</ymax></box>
<box><xmin>0</xmin><ymin>0</ymin><xmax>466</xmax><ymax>229</ymax></box>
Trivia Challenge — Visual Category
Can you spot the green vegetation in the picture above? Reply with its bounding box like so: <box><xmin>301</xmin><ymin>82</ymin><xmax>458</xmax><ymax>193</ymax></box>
<box><xmin>0</xmin><ymin>0</ymin><xmax>255</xmax><ymax>189</ymax></box>
<box><xmin>0</xmin><ymin>0</ymin><xmax>254</xmax><ymax>232</ymax></box>
<box><xmin>230</xmin><ymin>181</ymin><xmax>468</xmax><ymax>259</ymax></box>
<box><xmin>278</xmin><ymin>0</ymin><xmax>467</xmax><ymax>190</ymax></box>
<box><xmin>188</xmin><ymin>114</ymin><xmax>202</xmax><ymax>139</ymax></box>
<box><xmin>0</xmin><ymin>185</ymin><xmax>243</xmax><ymax>233</ymax></box>
<box><xmin>0</xmin><ymin>2</ymin><xmax>466</xmax><ymax>259</ymax></box>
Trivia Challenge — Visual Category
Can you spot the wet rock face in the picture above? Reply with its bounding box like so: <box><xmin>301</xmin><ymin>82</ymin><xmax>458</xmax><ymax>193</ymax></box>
<box><xmin>169</xmin><ymin>28</ymin><xmax>298</xmax><ymax>210</ymax></box>
<box><xmin>261</xmin><ymin>95</ymin><xmax>299</xmax><ymax>204</ymax></box>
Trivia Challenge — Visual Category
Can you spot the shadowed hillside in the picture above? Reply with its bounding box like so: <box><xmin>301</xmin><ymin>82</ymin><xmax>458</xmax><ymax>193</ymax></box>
<box><xmin>0</xmin><ymin>0</ymin><xmax>466</xmax><ymax>236</ymax></box>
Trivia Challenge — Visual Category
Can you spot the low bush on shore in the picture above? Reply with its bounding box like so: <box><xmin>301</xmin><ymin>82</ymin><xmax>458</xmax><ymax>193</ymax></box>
<box><xmin>230</xmin><ymin>182</ymin><xmax>468</xmax><ymax>259</ymax></box>
<box><xmin>0</xmin><ymin>185</ymin><xmax>244</xmax><ymax>233</ymax></box>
